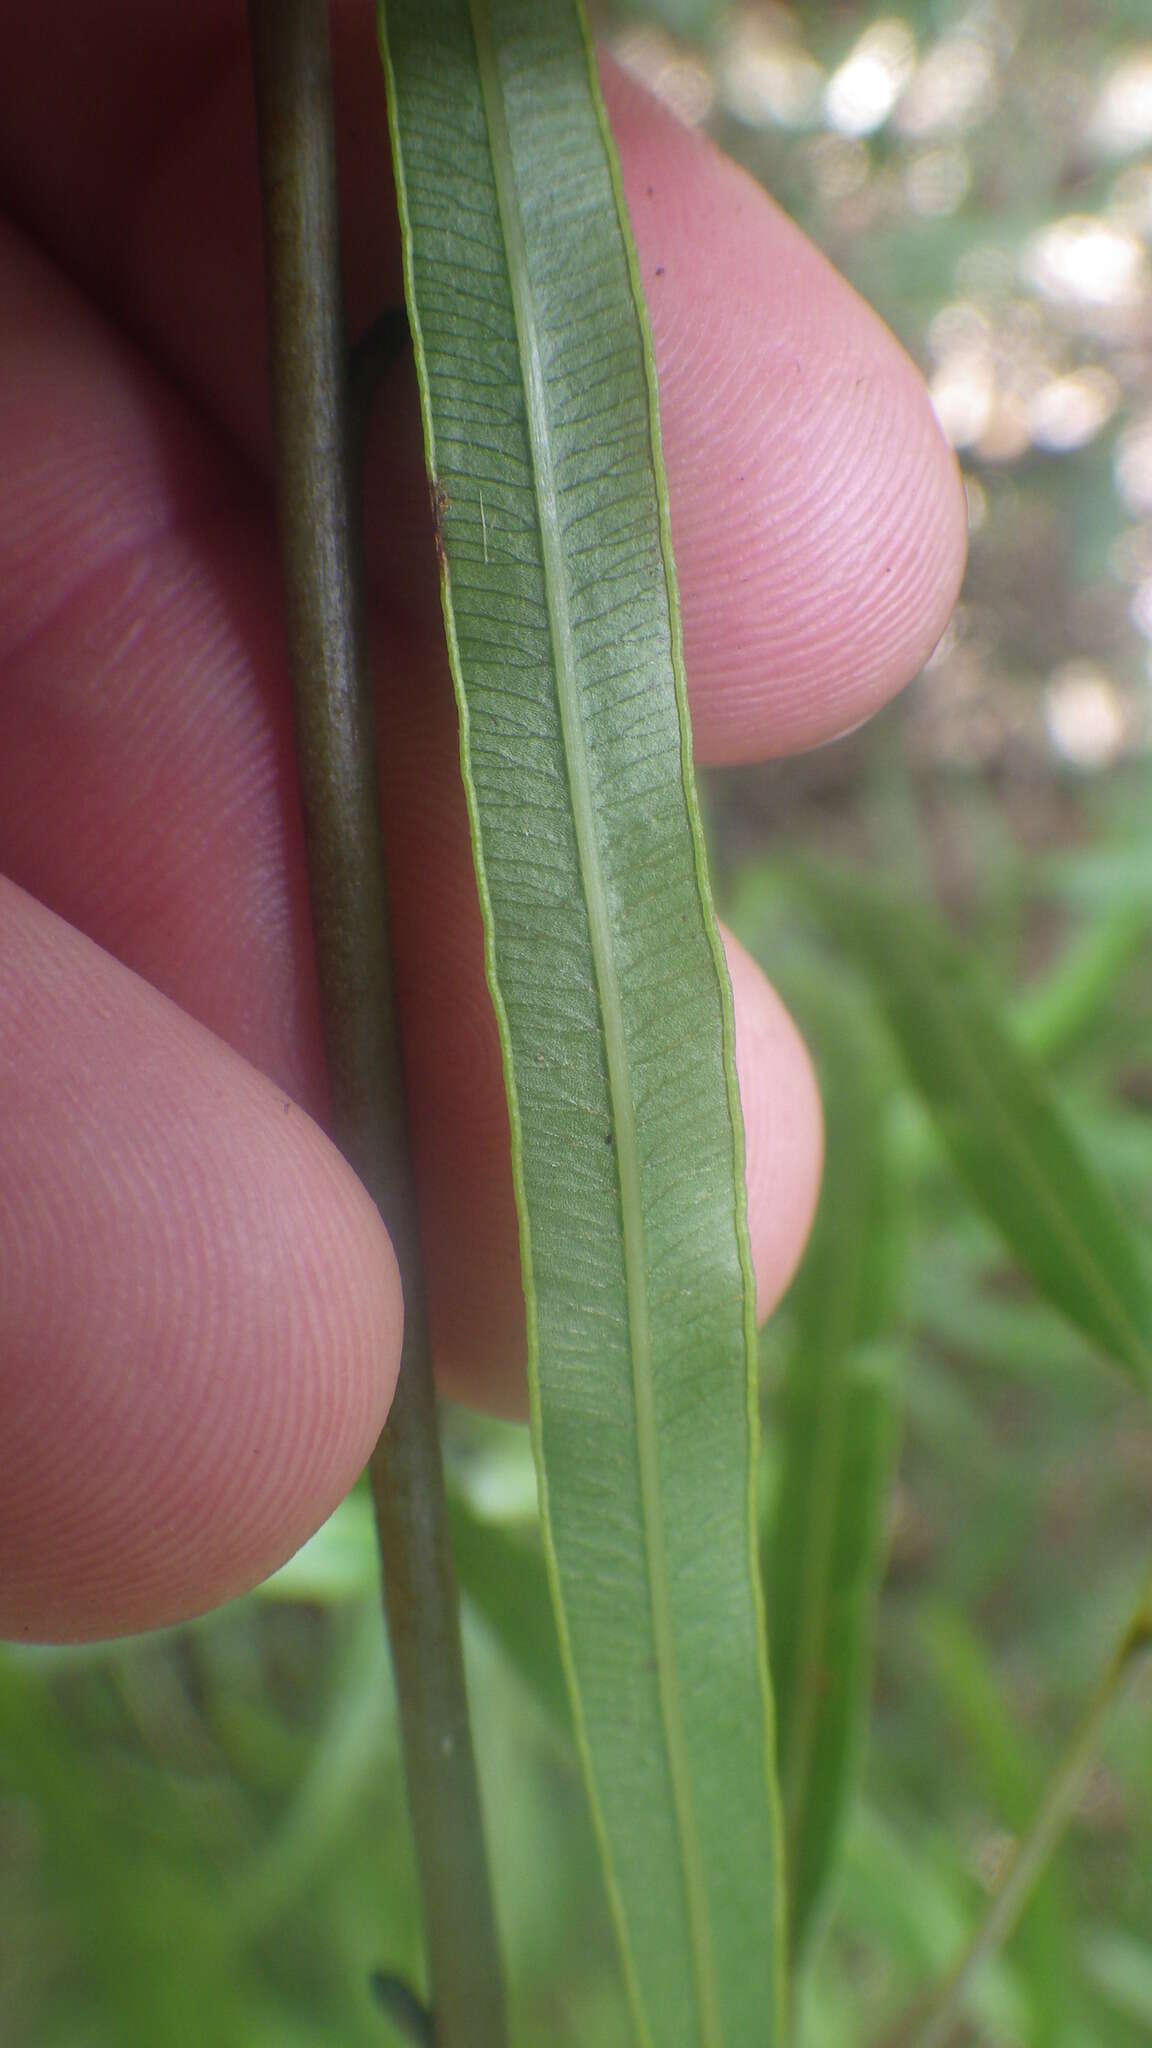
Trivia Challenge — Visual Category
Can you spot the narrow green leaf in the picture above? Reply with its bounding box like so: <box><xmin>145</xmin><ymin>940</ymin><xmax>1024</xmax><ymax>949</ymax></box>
<box><xmin>766</xmin><ymin>1012</ymin><xmax>902</xmax><ymax>1963</ymax></box>
<box><xmin>1013</xmin><ymin>902</ymin><xmax>1149</xmax><ymax>1062</ymax></box>
<box><xmin>799</xmin><ymin>871</ymin><xmax>1152</xmax><ymax>1389</ymax></box>
<box><xmin>376</xmin><ymin>5</ymin><xmax>784</xmax><ymax>2044</ymax></box>
<box><xmin>776</xmin><ymin>1351</ymin><xmax>898</xmax><ymax>1961</ymax></box>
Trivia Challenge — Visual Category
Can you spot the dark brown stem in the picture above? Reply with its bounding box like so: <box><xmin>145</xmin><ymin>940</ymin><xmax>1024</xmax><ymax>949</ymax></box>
<box><xmin>247</xmin><ymin>5</ymin><xmax>507</xmax><ymax>2041</ymax></box>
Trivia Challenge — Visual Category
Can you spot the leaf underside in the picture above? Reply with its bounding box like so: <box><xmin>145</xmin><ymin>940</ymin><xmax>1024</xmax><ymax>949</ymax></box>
<box><xmin>377</xmin><ymin>2</ymin><xmax>784</xmax><ymax>2042</ymax></box>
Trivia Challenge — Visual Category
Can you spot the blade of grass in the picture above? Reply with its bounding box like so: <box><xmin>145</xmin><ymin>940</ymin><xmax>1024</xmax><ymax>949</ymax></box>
<box><xmin>797</xmin><ymin>870</ymin><xmax>1152</xmax><ymax>1389</ymax></box>
<box><xmin>376</xmin><ymin>2</ymin><xmax>786</xmax><ymax>2039</ymax></box>
<box><xmin>1014</xmin><ymin>903</ymin><xmax>1149</xmax><ymax>1063</ymax></box>
<box><xmin>766</xmin><ymin>1001</ymin><xmax>903</xmax><ymax>1964</ymax></box>
<box><xmin>774</xmin><ymin>1351</ymin><xmax>899</xmax><ymax>1962</ymax></box>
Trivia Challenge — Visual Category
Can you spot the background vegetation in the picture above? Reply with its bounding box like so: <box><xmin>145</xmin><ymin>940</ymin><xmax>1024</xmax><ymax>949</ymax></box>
<box><xmin>4</xmin><ymin>3</ymin><xmax>1151</xmax><ymax>2041</ymax></box>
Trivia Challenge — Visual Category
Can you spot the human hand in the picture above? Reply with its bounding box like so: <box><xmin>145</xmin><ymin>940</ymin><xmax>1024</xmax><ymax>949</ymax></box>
<box><xmin>0</xmin><ymin>1</ymin><xmax>965</xmax><ymax>1640</ymax></box>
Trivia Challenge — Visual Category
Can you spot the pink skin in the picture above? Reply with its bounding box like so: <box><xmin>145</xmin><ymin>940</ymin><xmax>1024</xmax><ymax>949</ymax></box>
<box><xmin>0</xmin><ymin>3</ymin><xmax>966</xmax><ymax>1641</ymax></box>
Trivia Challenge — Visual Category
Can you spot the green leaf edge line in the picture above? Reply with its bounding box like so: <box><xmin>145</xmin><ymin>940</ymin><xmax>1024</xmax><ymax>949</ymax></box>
<box><xmin>376</xmin><ymin>4</ymin><xmax>786</xmax><ymax>2040</ymax></box>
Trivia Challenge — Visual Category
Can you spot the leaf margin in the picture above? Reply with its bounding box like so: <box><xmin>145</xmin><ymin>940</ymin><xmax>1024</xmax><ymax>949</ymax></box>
<box><xmin>374</xmin><ymin>3</ymin><xmax>787</xmax><ymax>2039</ymax></box>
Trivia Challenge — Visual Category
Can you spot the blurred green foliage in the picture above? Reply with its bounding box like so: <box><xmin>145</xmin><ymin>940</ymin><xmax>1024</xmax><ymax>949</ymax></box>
<box><xmin>5</xmin><ymin>3</ymin><xmax>1152</xmax><ymax>2042</ymax></box>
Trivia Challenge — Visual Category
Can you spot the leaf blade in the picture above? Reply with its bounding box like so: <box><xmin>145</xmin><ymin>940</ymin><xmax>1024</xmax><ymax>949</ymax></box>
<box><xmin>376</xmin><ymin>5</ymin><xmax>785</xmax><ymax>2042</ymax></box>
<box><xmin>799</xmin><ymin>871</ymin><xmax>1152</xmax><ymax>1389</ymax></box>
<box><xmin>766</xmin><ymin>1007</ymin><xmax>903</xmax><ymax>1962</ymax></box>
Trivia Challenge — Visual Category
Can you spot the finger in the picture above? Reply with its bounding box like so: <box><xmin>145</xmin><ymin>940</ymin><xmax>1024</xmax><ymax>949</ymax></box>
<box><xmin>726</xmin><ymin>929</ymin><xmax>822</xmax><ymax>1327</ymax></box>
<box><xmin>0</xmin><ymin>212</ymin><xmax>817</xmax><ymax>1409</ymax></box>
<box><xmin>0</xmin><ymin>880</ymin><xmax>402</xmax><ymax>1642</ymax></box>
<box><xmin>362</xmin><ymin>66</ymin><xmax>966</xmax><ymax>759</ymax></box>
<box><xmin>0</xmin><ymin>4</ymin><xmax>965</xmax><ymax>759</ymax></box>
<box><xmin>602</xmin><ymin>64</ymin><xmax>967</xmax><ymax>758</ymax></box>
<box><xmin>0</xmin><ymin>219</ymin><xmax>327</xmax><ymax>1117</ymax></box>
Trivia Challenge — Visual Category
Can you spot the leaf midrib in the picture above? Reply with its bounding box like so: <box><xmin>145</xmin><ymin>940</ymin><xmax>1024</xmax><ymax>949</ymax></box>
<box><xmin>467</xmin><ymin>5</ymin><xmax>721</xmax><ymax>2041</ymax></box>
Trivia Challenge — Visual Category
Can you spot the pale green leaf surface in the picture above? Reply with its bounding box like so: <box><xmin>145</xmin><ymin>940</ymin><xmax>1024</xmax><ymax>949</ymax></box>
<box><xmin>799</xmin><ymin>872</ymin><xmax>1152</xmax><ymax>1389</ymax></box>
<box><xmin>376</xmin><ymin>4</ymin><xmax>783</xmax><ymax>2042</ymax></box>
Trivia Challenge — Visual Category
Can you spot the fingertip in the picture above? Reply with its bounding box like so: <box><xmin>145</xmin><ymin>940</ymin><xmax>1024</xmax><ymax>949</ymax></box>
<box><xmin>0</xmin><ymin>883</ymin><xmax>402</xmax><ymax>1641</ymax></box>
<box><xmin>602</xmin><ymin>60</ymin><xmax>968</xmax><ymax>761</ymax></box>
<box><xmin>722</xmin><ymin>927</ymin><xmax>823</xmax><ymax>1323</ymax></box>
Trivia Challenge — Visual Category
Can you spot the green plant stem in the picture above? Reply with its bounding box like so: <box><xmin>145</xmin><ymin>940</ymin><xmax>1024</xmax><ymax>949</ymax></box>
<box><xmin>247</xmin><ymin>5</ymin><xmax>507</xmax><ymax>2042</ymax></box>
<box><xmin>897</xmin><ymin>1577</ymin><xmax>1152</xmax><ymax>2048</ymax></box>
